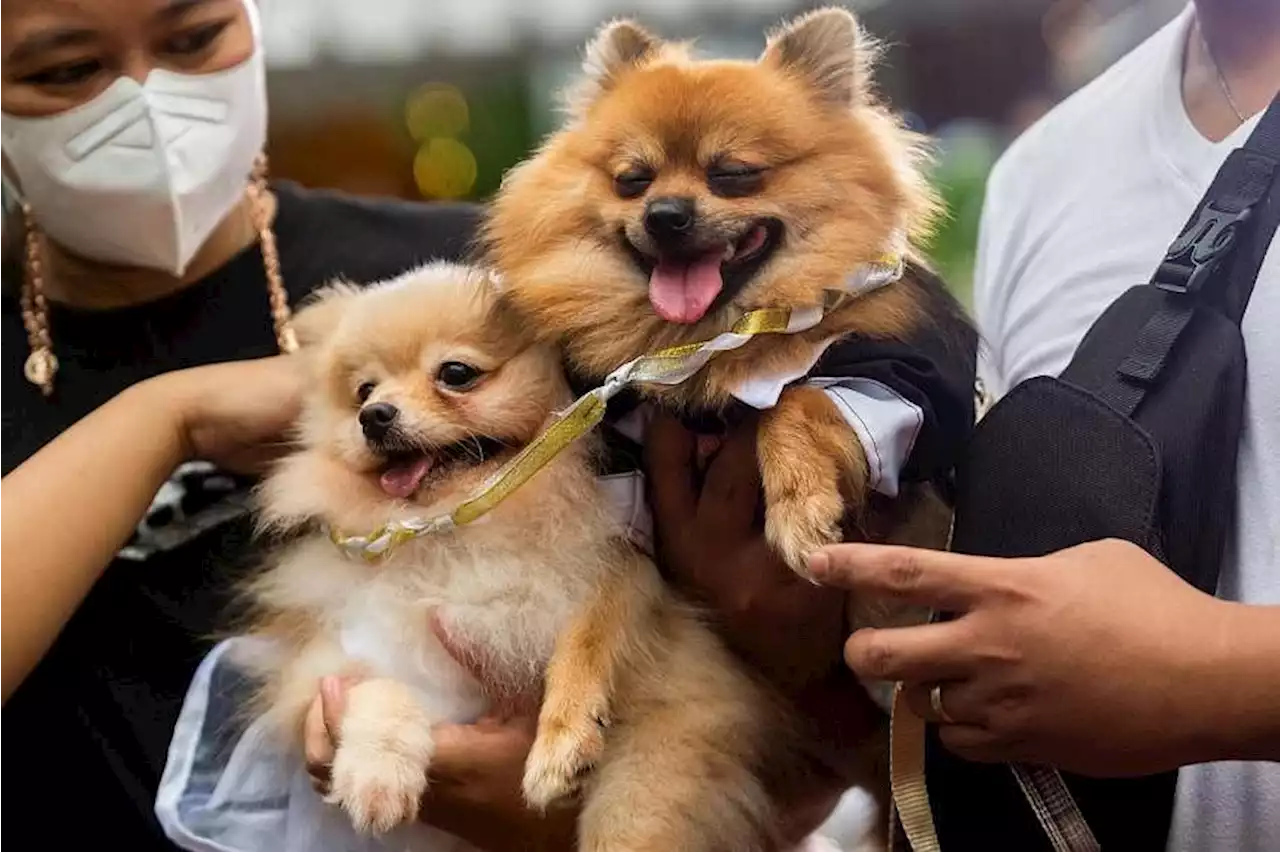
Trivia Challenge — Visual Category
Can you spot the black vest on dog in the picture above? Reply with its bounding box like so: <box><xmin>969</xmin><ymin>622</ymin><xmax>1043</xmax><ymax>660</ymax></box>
<box><xmin>576</xmin><ymin>263</ymin><xmax>978</xmax><ymax>505</ymax></box>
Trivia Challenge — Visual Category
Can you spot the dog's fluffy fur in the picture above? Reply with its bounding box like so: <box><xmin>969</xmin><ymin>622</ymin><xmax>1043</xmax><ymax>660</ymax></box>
<box><xmin>238</xmin><ymin>263</ymin><xmax>796</xmax><ymax>851</ymax></box>
<box><xmin>484</xmin><ymin>7</ymin><xmax>960</xmax><ymax>579</ymax></box>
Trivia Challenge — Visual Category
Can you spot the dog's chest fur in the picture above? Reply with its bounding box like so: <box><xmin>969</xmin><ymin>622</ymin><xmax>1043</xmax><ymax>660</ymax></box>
<box><xmin>268</xmin><ymin>516</ymin><xmax>609</xmax><ymax>717</ymax></box>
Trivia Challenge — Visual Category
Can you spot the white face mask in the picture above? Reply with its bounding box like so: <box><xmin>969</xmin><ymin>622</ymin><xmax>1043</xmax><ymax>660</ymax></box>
<box><xmin>1</xmin><ymin>5</ymin><xmax>267</xmax><ymax>275</ymax></box>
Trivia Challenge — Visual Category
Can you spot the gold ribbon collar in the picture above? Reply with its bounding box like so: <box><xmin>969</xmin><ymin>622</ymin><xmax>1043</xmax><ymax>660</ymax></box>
<box><xmin>329</xmin><ymin>247</ymin><xmax>906</xmax><ymax>563</ymax></box>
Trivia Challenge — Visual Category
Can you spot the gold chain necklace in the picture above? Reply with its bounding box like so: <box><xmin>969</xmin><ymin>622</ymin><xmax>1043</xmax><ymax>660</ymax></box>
<box><xmin>1196</xmin><ymin>17</ymin><xmax>1247</xmax><ymax>124</ymax></box>
<box><xmin>19</xmin><ymin>154</ymin><xmax>298</xmax><ymax>397</ymax></box>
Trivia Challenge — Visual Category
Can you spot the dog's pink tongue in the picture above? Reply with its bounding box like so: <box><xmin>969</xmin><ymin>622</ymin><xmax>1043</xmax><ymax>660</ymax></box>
<box><xmin>379</xmin><ymin>456</ymin><xmax>434</xmax><ymax>499</ymax></box>
<box><xmin>648</xmin><ymin>248</ymin><xmax>724</xmax><ymax>324</ymax></box>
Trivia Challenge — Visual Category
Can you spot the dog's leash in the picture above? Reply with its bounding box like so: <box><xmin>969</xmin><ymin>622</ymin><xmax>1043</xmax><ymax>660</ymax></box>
<box><xmin>890</xmin><ymin>682</ymin><xmax>941</xmax><ymax>852</ymax></box>
<box><xmin>327</xmin><ymin>245</ymin><xmax>906</xmax><ymax>562</ymax></box>
<box><xmin>888</xmin><ymin>383</ymin><xmax>1100</xmax><ymax>852</ymax></box>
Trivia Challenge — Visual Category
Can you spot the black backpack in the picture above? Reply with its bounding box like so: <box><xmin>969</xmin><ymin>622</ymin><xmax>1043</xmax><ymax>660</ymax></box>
<box><xmin>923</xmin><ymin>94</ymin><xmax>1280</xmax><ymax>851</ymax></box>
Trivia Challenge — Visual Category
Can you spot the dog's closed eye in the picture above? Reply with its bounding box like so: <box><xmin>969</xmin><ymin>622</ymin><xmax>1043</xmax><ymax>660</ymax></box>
<box><xmin>613</xmin><ymin>166</ymin><xmax>655</xmax><ymax>199</ymax></box>
<box><xmin>706</xmin><ymin>162</ymin><xmax>766</xmax><ymax>198</ymax></box>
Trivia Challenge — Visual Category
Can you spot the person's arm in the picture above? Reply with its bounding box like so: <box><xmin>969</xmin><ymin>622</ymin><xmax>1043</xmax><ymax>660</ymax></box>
<box><xmin>1</xmin><ymin>356</ymin><xmax>303</xmax><ymax>702</ymax></box>
<box><xmin>1</xmin><ymin>381</ymin><xmax>185</xmax><ymax>700</ymax></box>
<box><xmin>1198</xmin><ymin>600</ymin><xmax>1280</xmax><ymax>764</ymax></box>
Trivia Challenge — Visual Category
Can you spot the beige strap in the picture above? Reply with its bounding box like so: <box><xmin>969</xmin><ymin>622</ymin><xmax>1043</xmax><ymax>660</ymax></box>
<box><xmin>889</xmin><ymin>682</ymin><xmax>941</xmax><ymax>852</ymax></box>
<box><xmin>887</xmin><ymin>376</ymin><xmax>1100</xmax><ymax>851</ymax></box>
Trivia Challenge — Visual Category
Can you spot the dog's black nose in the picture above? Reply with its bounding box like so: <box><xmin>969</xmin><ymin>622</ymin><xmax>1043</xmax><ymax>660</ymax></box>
<box><xmin>644</xmin><ymin>197</ymin><xmax>696</xmax><ymax>241</ymax></box>
<box><xmin>359</xmin><ymin>402</ymin><xmax>399</xmax><ymax>441</ymax></box>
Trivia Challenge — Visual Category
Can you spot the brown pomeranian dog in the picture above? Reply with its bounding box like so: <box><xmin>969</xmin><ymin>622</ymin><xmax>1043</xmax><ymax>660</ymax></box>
<box><xmin>484</xmin><ymin>7</ymin><xmax>968</xmax><ymax>589</ymax></box>
<box><xmin>237</xmin><ymin>263</ymin><xmax>802</xmax><ymax>852</ymax></box>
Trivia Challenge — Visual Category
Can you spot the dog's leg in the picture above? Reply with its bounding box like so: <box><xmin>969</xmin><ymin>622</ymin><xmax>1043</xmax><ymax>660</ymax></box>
<box><xmin>576</xmin><ymin>622</ymin><xmax>778</xmax><ymax>852</ymax></box>
<box><xmin>327</xmin><ymin>677</ymin><xmax>435</xmax><ymax>835</ymax></box>
<box><xmin>522</xmin><ymin>550</ymin><xmax>663</xmax><ymax>810</ymax></box>
<box><xmin>758</xmin><ymin>385</ymin><xmax>870</xmax><ymax>578</ymax></box>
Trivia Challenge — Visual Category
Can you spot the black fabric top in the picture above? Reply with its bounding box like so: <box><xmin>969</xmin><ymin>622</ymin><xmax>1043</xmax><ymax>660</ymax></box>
<box><xmin>588</xmin><ymin>264</ymin><xmax>979</xmax><ymax>502</ymax></box>
<box><xmin>0</xmin><ymin>181</ymin><xmax>482</xmax><ymax>849</ymax></box>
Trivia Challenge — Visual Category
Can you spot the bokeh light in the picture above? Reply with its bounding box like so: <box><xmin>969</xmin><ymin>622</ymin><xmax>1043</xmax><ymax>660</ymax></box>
<box><xmin>413</xmin><ymin>137</ymin><xmax>478</xmax><ymax>199</ymax></box>
<box><xmin>405</xmin><ymin>83</ymin><xmax>471</xmax><ymax>141</ymax></box>
<box><xmin>404</xmin><ymin>81</ymin><xmax>479</xmax><ymax>199</ymax></box>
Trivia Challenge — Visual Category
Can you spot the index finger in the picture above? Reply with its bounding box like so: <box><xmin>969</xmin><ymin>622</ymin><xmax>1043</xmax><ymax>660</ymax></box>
<box><xmin>809</xmin><ymin>543</ymin><xmax>1009</xmax><ymax>611</ymax></box>
<box><xmin>319</xmin><ymin>675</ymin><xmax>350</xmax><ymax>740</ymax></box>
<box><xmin>303</xmin><ymin>695</ymin><xmax>335</xmax><ymax>770</ymax></box>
<box><xmin>303</xmin><ymin>674</ymin><xmax>360</xmax><ymax>773</ymax></box>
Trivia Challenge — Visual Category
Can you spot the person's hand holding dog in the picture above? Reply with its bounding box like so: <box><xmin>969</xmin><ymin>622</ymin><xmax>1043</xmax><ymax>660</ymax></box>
<box><xmin>645</xmin><ymin>413</ymin><xmax>887</xmax><ymax>841</ymax></box>
<box><xmin>303</xmin><ymin>620</ymin><xmax>577</xmax><ymax>852</ymax></box>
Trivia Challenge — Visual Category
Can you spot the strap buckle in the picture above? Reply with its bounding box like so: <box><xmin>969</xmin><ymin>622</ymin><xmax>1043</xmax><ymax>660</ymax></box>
<box><xmin>1154</xmin><ymin>201</ymin><xmax>1252</xmax><ymax>294</ymax></box>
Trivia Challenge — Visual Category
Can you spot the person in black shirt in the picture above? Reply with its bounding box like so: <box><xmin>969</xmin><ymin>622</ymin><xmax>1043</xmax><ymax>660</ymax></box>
<box><xmin>3</xmin><ymin>3</ymin><xmax>979</xmax><ymax>851</ymax></box>
<box><xmin>0</xmin><ymin>1</ymin><xmax>489</xmax><ymax>847</ymax></box>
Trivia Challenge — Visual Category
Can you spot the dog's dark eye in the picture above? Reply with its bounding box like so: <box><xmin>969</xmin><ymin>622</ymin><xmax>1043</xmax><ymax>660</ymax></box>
<box><xmin>613</xmin><ymin>167</ymin><xmax>655</xmax><ymax>199</ymax></box>
<box><xmin>437</xmin><ymin>361</ymin><xmax>482</xmax><ymax>390</ymax></box>
<box><xmin>707</xmin><ymin>163</ymin><xmax>766</xmax><ymax>198</ymax></box>
<box><xmin>356</xmin><ymin>381</ymin><xmax>376</xmax><ymax>403</ymax></box>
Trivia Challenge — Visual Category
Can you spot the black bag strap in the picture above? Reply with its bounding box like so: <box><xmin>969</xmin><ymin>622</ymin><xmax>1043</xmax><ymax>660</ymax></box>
<box><xmin>1219</xmin><ymin>99</ymin><xmax>1280</xmax><ymax>323</ymax></box>
<box><xmin>1097</xmin><ymin>94</ymin><xmax>1280</xmax><ymax>416</ymax></box>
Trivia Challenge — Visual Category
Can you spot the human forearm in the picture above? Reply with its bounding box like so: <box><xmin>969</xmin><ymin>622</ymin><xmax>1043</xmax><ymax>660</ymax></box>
<box><xmin>1192</xmin><ymin>601</ymin><xmax>1280</xmax><ymax>764</ymax></box>
<box><xmin>1</xmin><ymin>379</ymin><xmax>185</xmax><ymax>700</ymax></box>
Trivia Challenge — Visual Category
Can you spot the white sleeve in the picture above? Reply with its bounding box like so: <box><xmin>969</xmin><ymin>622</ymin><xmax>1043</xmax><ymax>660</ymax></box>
<box><xmin>805</xmin><ymin>377</ymin><xmax>924</xmax><ymax>499</ymax></box>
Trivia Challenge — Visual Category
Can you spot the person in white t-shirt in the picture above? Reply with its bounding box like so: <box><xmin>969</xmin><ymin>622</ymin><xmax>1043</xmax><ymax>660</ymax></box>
<box><xmin>809</xmin><ymin>2</ymin><xmax>1280</xmax><ymax>850</ymax></box>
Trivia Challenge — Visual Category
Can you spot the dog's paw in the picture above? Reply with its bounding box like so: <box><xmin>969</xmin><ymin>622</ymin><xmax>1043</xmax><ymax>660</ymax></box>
<box><xmin>765</xmin><ymin>490</ymin><xmax>844</xmax><ymax>579</ymax></box>
<box><xmin>757</xmin><ymin>386</ymin><xmax>867</xmax><ymax>580</ymax></box>
<box><xmin>522</xmin><ymin>692</ymin><xmax>610</xmax><ymax>809</ymax></box>
<box><xmin>327</xmin><ymin>733</ymin><xmax>432</xmax><ymax>834</ymax></box>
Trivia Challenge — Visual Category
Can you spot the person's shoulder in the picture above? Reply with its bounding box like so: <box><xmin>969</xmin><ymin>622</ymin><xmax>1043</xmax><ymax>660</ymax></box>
<box><xmin>274</xmin><ymin>180</ymin><xmax>482</xmax><ymax>247</ymax></box>
<box><xmin>270</xmin><ymin>181</ymin><xmax>484</xmax><ymax>297</ymax></box>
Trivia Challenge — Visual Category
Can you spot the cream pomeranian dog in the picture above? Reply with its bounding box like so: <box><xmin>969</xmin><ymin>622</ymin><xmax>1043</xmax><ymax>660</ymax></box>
<box><xmin>235</xmin><ymin>262</ymin><xmax>798</xmax><ymax>852</ymax></box>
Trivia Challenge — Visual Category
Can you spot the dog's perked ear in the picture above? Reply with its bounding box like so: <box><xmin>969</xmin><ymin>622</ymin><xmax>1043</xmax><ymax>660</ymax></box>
<box><xmin>760</xmin><ymin>6</ymin><xmax>879</xmax><ymax>107</ymax></box>
<box><xmin>564</xmin><ymin>18</ymin><xmax>661</xmax><ymax>118</ymax></box>
<box><xmin>475</xmin><ymin>267</ymin><xmax>521</xmax><ymax>333</ymax></box>
<box><xmin>291</xmin><ymin>280</ymin><xmax>360</xmax><ymax>348</ymax></box>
